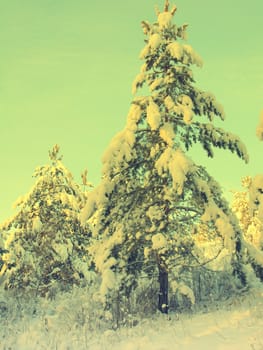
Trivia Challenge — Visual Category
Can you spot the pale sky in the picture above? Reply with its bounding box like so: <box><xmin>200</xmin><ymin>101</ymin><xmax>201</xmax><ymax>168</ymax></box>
<box><xmin>0</xmin><ymin>0</ymin><xmax>262</xmax><ymax>222</ymax></box>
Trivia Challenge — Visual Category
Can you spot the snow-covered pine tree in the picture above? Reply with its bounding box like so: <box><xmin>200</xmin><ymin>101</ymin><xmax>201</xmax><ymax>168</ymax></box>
<box><xmin>0</xmin><ymin>145</ymin><xmax>93</xmax><ymax>297</ymax></box>
<box><xmin>81</xmin><ymin>1</ymin><xmax>249</xmax><ymax>316</ymax></box>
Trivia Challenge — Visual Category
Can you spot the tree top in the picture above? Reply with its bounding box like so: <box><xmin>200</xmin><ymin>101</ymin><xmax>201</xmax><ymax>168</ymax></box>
<box><xmin>155</xmin><ymin>0</ymin><xmax>177</xmax><ymax>17</ymax></box>
<box><xmin>49</xmin><ymin>144</ymin><xmax>63</xmax><ymax>162</ymax></box>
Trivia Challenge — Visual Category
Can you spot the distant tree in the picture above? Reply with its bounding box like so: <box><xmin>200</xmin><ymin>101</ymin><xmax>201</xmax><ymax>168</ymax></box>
<box><xmin>232</xmin><ymin>176</ymin><xmax>263</xmax><ymax>281</ymax></box>
<box><xmin>231</xmin><ymin>110</ymin><xmax>263</xmax><ymax>280</ymax></box>
<box><xmin>81</xmin><ymin>0</ymin><xmax>249</xmax><ymax>316</ymax></box>
<box><xmin>0</xmin><ymin>233</ymin><xmax>6</xmax><ymax>272</ymax></box>
<box><xmin>256</xmin><ymin>110</ymin><xmax>263</xmax><ymax>141</ymax></box>
<box><xmin>0</xmin><ymin>145</ymin><xmax>93</xmax><ymax>297</ymax></box>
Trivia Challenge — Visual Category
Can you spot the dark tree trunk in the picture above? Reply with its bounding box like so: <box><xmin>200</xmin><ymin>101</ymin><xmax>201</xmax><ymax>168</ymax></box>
<box><xmin>158</xmin><ymin>263</ymin><xmax>169</xmax><ymax>314</ymax></box>
<box><xmin>233</xmin><ymin>234</ymin><xmax>247</xmax><ymax>286</ymax></box>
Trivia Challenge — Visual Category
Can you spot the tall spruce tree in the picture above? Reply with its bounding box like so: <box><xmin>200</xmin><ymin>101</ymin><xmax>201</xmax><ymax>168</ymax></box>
<box><xmin>81</xmin><ymin>1</ymin><xmax>249</xmax><ymax>315</ymax></box>
<box><xmin>0</xmin><ymin>145</ymin><xmax>92</xmax><ymax>297</ymax></box>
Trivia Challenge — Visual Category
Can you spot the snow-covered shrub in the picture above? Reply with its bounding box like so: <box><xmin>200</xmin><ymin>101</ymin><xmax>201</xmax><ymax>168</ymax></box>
<box><xmin>0</xmin><ymin>145</ymin><xmax>93</xmax><ymax>297</ymax></box>
<box><xmin>0</xmin><ymin>278</ymin><xmax>119</xmax><ymax>349</ymax></box>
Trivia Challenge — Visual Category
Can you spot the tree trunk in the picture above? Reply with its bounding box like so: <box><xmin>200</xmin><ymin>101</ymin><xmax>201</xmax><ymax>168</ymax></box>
<box><xmin>158</xmin><ymin>263</ymin><xmax>169</xmax><ymax>314</ymax></box>
<box><xmin>233</xmin><ymin>233</ymin><xmax>247</xmax><ymax>286</ymax></box>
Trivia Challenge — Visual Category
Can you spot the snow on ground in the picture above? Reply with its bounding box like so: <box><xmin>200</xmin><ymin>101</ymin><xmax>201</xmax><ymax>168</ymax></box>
<box><xmin>111</xmin><ymin>305</ymin><xmax>263</xmax><ymax>350</ymax></box>
<box><xmin>1</xmin><ymin>287</ymin><xmax>263</xmax><ymax>350</ymax></box>
<box><xmin>103</xmin><ymin>290</ymin><xmax>263</xmax><ymax>350</ymax></box>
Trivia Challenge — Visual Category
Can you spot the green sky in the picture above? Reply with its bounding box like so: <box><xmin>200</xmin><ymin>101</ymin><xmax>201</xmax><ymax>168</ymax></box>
<box><xmin>0</xmin><ymin>0</ymin><xmax>262</xmax><ymax>222</ymax></box>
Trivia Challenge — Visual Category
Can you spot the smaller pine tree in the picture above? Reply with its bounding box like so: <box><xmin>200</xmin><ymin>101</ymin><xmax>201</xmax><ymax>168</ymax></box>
<box><xmin>0</xmin><ymin>145</ymin><xmax>93</xmax><ymax>297</ymax></box>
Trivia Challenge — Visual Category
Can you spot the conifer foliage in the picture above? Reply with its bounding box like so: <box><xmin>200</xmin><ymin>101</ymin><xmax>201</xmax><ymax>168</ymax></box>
<box><xmin>0</xmin><ymin>145</ymin><xmax>92</xmax><ymax>297</ymax></box>
<box><xmin>81</xmin><ymin>0</ymin><xmax>249</xmax><ymax>314</ymax></box>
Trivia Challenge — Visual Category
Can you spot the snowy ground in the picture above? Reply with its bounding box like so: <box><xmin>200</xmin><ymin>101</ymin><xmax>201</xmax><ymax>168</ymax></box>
<box><xmin>1</xmin><ymin>287</ymin><xmax>263</xmax><ymax>350</ymax></box>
